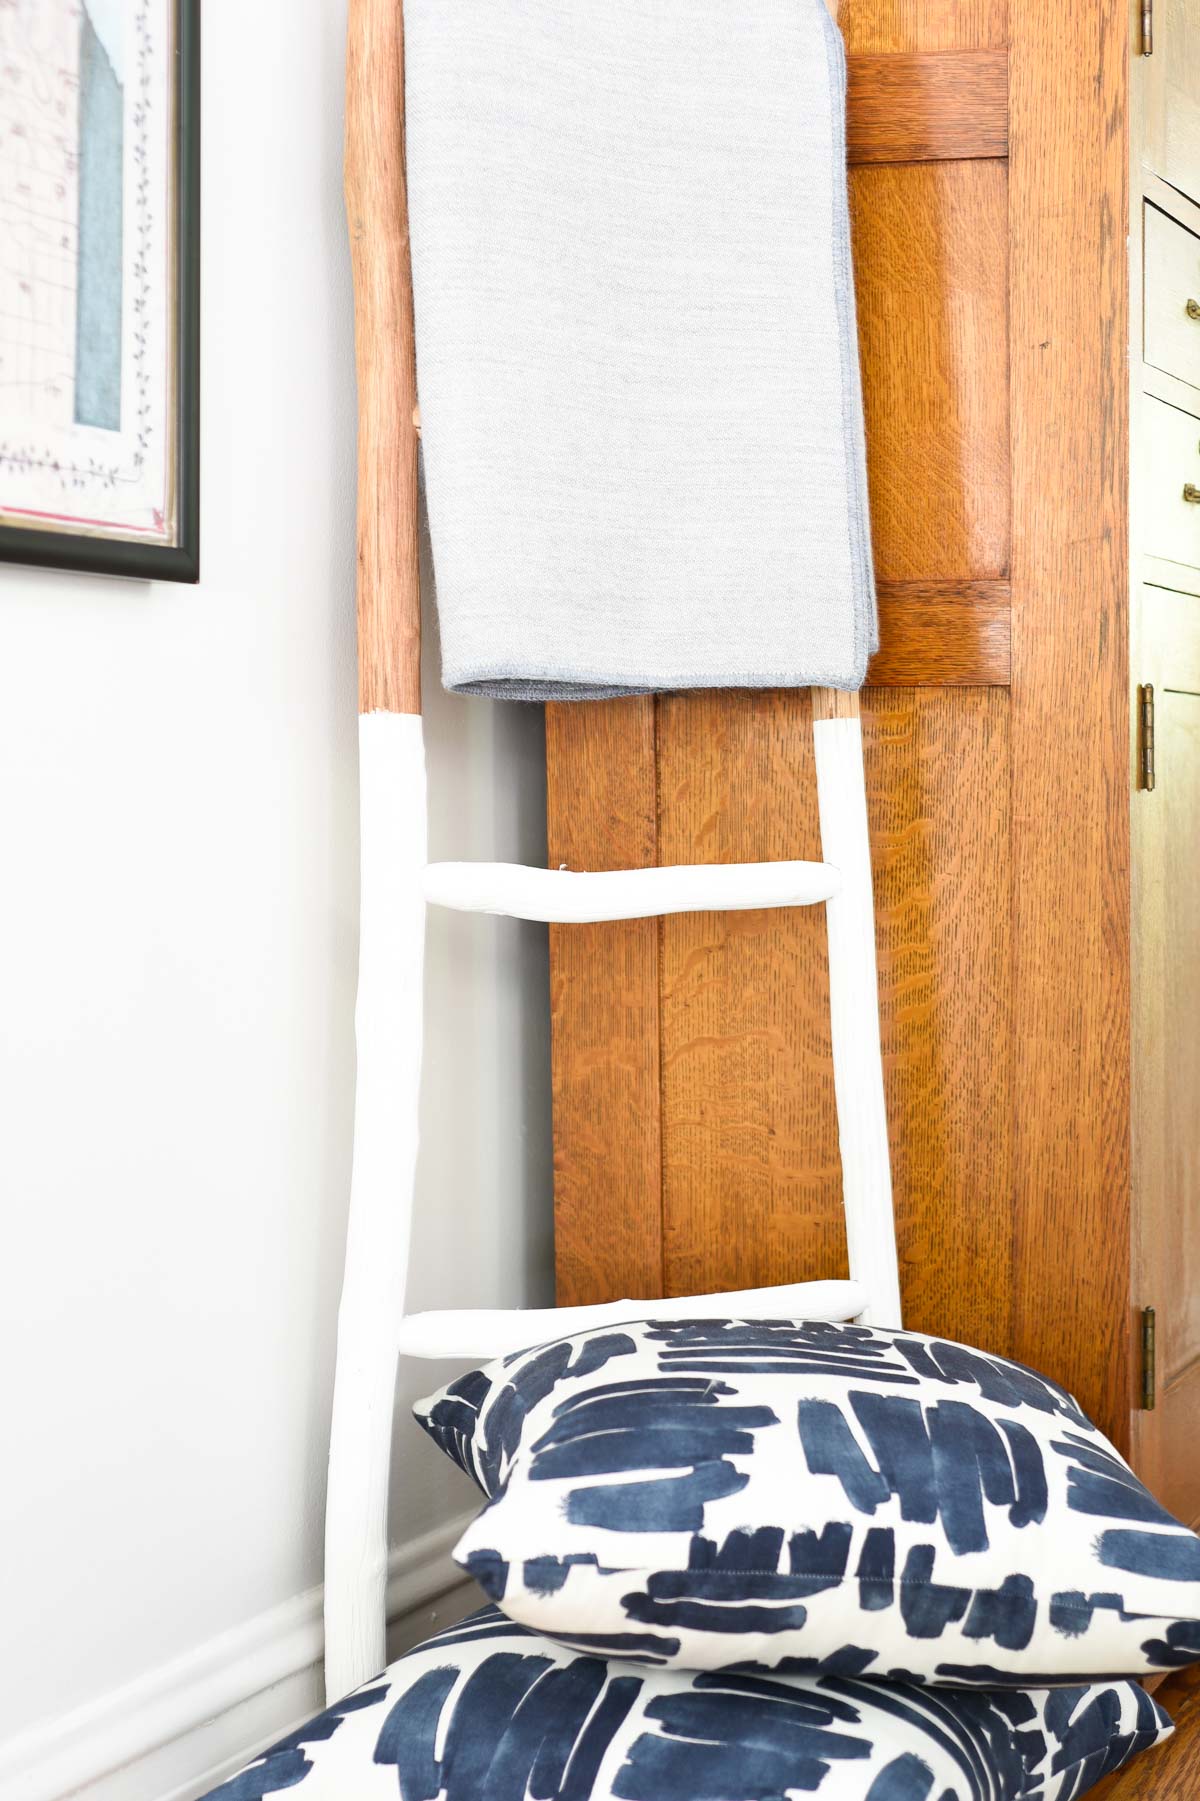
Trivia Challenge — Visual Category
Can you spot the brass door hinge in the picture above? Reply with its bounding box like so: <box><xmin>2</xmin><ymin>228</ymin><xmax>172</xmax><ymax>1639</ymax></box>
<box><xmin>1142</xmin><ymin>1307</ymin><xmax>1157</xmax><ymax>1411</ymax></box>
<box><xmin>1142</xmin><ymin>0</ymin><xmax>1154</xmax><ymax>54</ymax></box>
<box><xmin>1139</xmin><ymin>684</ymin><xmax>1156</xmax><ymax>791</ymax></box>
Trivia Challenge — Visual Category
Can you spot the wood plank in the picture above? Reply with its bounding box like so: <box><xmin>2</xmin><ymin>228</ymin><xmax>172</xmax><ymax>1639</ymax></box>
<box><xmin>1008</xmin><ymin>0</ymin><xmax>1131</xmax><ymax>1451</ymax></box>
<box><xmin>867</xmin><ymin>580</ymin><xmax>1010</xmax><ymax>685</ymax></box>
<box><xmin>839</xmin><ymin>0</ymin><xmax>1007</xmax><ymax>55</ymax></box>
<box><xmin>655</xmin><ymin>690</ymin><xmax>842</xmax><ymax>1299</ymax></box>
<box><xmin>849</xmin><ymin>159</ymin><xmax>1010</xmax><ymax>582</ymax></box>
<box><xmin>651</xmin><ymin>687</ymin><xmax>1015</xmax><ymax>1366</ymax></box>
<box><xmin>545</xmin><ymin>698</ymin><xmax>664</xmax><ymax>1305</ymax></box>
<box><xmin>847</xmin><ymin>52</ymin><xmax>1008</xmax><ymax>165</ymax></box>
<box><xmin>864</xmin><ymin>688</ymin><xmax>1014</xmax><ymax>1353</ymax></box>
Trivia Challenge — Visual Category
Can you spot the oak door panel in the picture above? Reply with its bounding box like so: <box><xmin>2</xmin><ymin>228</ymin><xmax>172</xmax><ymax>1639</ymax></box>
<box><xmin>649</xmin><ymin>686</ymin><xmax>1015</xmax><ymax>1364</ymax></box>
<box><xmin>838</xmin><ymin>0</ymin><xmax>1007</xmax><ymax>54</ymax></box>
<box><xmin>544</xmin><ymin>0</ymin><xmax>1133</xmax><ymax>1461</ymax></box>
<box><xmin>546</xmin><ymin>698</ymin><xmax>663</xmax><ymax>1304</ymax></box>
<box><xmin>846</xmin><ymin>52</ymin><xmax>1008</xmax><ymax>164</ymax></box>
<box><xmin>849</xmin><ymin>159</ymin><xmax>1009</xmax><ymax>582</ymax></box>
<box><xmin>864</xmin><ymin>687</ymin><xmax>1013</xmax><ymax>1354</ymax></box>
<box><xmin>654</xmin><ymin>690</ymin><xmax>842</xmax><ymax>1299</ymax></box>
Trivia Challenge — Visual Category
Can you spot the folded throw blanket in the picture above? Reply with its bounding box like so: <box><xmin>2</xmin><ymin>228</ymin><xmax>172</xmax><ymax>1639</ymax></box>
<box><xmin>404</xmin><ymin>0</ymin><xmax>875</xmax><ymax>699</ymax></box>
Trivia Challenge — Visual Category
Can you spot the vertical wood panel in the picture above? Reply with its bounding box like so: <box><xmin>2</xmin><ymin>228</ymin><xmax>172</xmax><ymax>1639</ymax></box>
<box><xmin>546</xmin><ymin>699</ymin><xmax>664</xmax><ymax>1303</ymax></box>
<box><xmin>651</xmin><ymin>688</ymin><xmax>1015</xmax><ymax>1358</ymax></box>
<box><xmin>865</xmin><ymin>688</ymin><xmax>1014</xmax><ymax>1353</ymax></box>
<box><xmin>1008</xmin><ymin>0</ymin><xmax>1131</xmax><ymax>1448</ymax></box>
<box><xmin>655</xmin><ymin>692</ymin><xmax>844</xmax><ymax>1298</ymax></box>
<box><xmin>850</xmin><ymin>159</ymin><xmax>1010</xmax><ymax>581</ymax></box>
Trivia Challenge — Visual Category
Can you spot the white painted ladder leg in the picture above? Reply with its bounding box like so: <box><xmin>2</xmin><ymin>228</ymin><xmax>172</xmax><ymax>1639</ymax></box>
<box><xmin>324</xmin><ymin>715</ymin><xmax>428</xmax><ymax>1700</ymax></box>
<box><xmin>328</xmin><ymin>0</ymin><xmax>426</xmax><ymax>1702</ymax></box>
<box><xmin>812</xmin><ymin>689</ymin><xmax>902</xmax><ymax>1328</ymax></box>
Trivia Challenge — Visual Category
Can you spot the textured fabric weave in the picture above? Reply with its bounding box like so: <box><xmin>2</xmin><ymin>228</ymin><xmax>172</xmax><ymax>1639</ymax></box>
<box><xmin>404</xmin><ymin>0</ymin><xmax>876</xmax><ymax>699</ymax></box>
<box><xmin>415</xmin><ymin>1317</ymin><xmax>1200</xmax><ymax>1686</ymax></box>
<box><xmin>200</xmin><ymin>1606</ymin><xmax>1171</xmax><ymax>1800</ymax></box>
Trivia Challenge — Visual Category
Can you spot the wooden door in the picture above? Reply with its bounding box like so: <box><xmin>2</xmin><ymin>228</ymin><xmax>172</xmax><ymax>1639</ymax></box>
<box><xmin>546</xmin><ymin>0</ymin><xmax>1133</xmax><ymax>1448</ymax></box>
<box><xmin>1134</xmin><ymin>582</ymin><xmax>1200</xmax><ymax>1528</ymax></box>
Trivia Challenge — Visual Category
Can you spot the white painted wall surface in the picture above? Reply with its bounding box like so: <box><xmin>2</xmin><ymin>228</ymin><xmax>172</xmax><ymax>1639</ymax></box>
<box><xmin>0</xmin><ymin>3</ymin><xmax>551</xmax><ymax>1794</ymax></box>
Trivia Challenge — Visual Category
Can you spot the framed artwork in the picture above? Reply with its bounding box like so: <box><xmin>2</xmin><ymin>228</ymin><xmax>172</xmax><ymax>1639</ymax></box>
<box><xmin>0</xmin><ymin>0</ymin><xmax>199</xmax><ymax>581</ymax></box>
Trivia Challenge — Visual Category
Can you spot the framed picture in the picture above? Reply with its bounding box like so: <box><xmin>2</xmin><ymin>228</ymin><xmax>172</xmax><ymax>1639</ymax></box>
<box><xmin>0</xmin><ymin>0</ymin><xmax>199</xmax><ymax>582</ymax></box>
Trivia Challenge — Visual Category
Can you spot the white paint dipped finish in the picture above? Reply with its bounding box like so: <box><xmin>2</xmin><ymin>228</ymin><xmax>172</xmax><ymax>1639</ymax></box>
<box><xmin>395</xmin><ymin>1281</ymin><xmax>868</xmax><ymax>1360</ymax></box>
<box><xmin>324</xmin><ymin>705</ymin><xmax>898</xmax><ymax>1688</ymax></box>
<box><xmin>324</xmin><ymin>712</ymin><xmax>428</xmax><ymax>1702</ymax></box>
<box><xmin>812</xmin><ymin>712</ymin><xmax>903</xmax><ymax>1329</ymax></box>
<box><xmin>424</xmin><ymin>857</ymin><xmax>841</xmax><ymax>922</ymax></box>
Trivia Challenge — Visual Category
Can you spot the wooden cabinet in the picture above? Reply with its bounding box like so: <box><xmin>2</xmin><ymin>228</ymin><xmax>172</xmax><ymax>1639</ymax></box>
<box><xmin>1144</xmin><ymin>205</ymin><xmax>1200</xmax><ymax>391</ymax></box>
<box><xmin>1144</xmin><ymin>396</ymin><xmax>1200</xmax><ymax>569</ymax></box>
<box><xmin>544</xmin><ymin>0</ymin><xmax>1199</xmax><ymax>1497</ymax></box>
<box><xmin>1142</xmin><ymin>0</ymin><xmax>1200</xmax><ymax>195</ymax></box>
<box><xmin>1135</xmin><ymin>586</ymin><xmax>1200</xmax><ymax>1530</ymax></box>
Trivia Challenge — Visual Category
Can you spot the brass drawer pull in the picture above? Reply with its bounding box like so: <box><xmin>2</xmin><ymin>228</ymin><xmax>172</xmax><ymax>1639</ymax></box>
<box><xmin>1188</xmin><ymin>299</ymin><xmax>1200</xmax><ymax>320</ymax></box>
<box><xmin>1185</xmin><ymin>483</ymin><xmax>1200</xmax><ymax>503</ymax></box>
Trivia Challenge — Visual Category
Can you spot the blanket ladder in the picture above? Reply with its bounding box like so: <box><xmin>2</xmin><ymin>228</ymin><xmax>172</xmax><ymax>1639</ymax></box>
<box><xmin>326</xmin><ymin>0</ymin><xmax>900</xmax><ymax>1703</ymax></box>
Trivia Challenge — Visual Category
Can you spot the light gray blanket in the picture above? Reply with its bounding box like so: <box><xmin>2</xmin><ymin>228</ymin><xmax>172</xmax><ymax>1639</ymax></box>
<box><xmin>404</xmin><ymin>0</ymin><xmax>875</xmax><ymax>700</ymax></box>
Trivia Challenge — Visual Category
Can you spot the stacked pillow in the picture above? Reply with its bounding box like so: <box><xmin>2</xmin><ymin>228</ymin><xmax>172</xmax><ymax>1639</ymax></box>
<box><xmin>214</xmin><ymin>1605</ymin><xmax>1172</xmax><ymax>1801</ymax></box>
<box><xmin>406</xmin><ymin>1315</ymin><xmax>1200</xmax><ymax>1797</ymax></box>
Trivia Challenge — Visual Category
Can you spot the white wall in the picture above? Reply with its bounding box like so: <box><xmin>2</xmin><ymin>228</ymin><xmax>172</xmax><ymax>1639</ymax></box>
<box><xmin>0</xmin><ymin>3</ymin><xmax>551</xmax><ymax>1795</ymax></box>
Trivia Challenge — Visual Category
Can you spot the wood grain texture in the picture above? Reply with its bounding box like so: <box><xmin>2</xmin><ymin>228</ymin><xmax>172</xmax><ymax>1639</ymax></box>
<box><xmin>345</xmin><ymin>0</ymin><xmax>421</xmax><ymax>715</ymax></box>
<box><xmin>811</xmin><ymin>688</ymin><xmax>861</xmax><ymax>722</ymax></box>
<box><xmin>1007</xmin><ymin>0</ymin><xmax>1131</xmax><ymax>1447</ymax></box>
<box><xmin>838</xmin><ymin>0</ymin><xmax>1007</xmax><ymax>54</ymax></box>
<box><xmin>545</xmin><ymin>699</ymin><xmax>664</xmax><ymax>1305</ymax></box>
<box><xmin>849</xmin><ymin>159</ymin><xmax>1010</xmax><ymax>582</ymax></box>
<box><xmin>863</xmin><ymin>689</ymin><xmax>1015</xmax><ymax>1352</ymax></box>
<box><xmin>654</xmin><ymin>691</ymin><xmax>842</xmax><ymax>1299</ymax></box>
<box><xmin>867</xmin><ymin>581</ymin><xmax>1011</xmax><ymax>685</ymax></box>
<box><xmin>847</xmin><ymin>51</ymin><xmax>1008</xmax><ymax>164</ymax></box>
<box><xmin>644</xmin><ymin>688</ymin><xmax>1014</xmax><ymax>1358</ymax></box>
<box><xmin>544</xmin><ymin>0</ymin><xmax>1139</xmax><ymax>1469</ymax></box>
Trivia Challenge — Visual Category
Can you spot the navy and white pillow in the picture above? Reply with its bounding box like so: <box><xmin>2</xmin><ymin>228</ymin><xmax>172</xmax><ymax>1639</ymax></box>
<box><xmin>414</xmin><ymin>1317</ymin><xmax>1200</xmax><ymax>1686</ymax></box>
<box><xmin>202</xmin><ymin>1605</ymin><xmax>1171</xmax><ymax>1800</ymax></box>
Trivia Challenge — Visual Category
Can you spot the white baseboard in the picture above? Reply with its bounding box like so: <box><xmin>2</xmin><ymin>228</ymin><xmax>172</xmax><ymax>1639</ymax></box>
<box><xmin>0</xmin><ymin>1513</ymin><xmax>479</xmax><ymax>1801</ymax></box>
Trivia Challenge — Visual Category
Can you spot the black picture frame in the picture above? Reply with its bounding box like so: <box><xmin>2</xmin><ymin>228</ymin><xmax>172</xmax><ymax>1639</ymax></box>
<box><xmin>0</xmin><ymin>0</ymin><xmax>200</xmax><ymax>583</ymax></box>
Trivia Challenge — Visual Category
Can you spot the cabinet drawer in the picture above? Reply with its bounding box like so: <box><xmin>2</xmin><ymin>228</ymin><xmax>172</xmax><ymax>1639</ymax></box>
<box><xmin>1146</xmin><ymin>396</ymin><xmax>1200</xmax><ymax>571</ymax></box>
<box><xmin>1146</xmin><ymin>204</ymin><xmax>1200</xmax><ymax>392</ymax></box>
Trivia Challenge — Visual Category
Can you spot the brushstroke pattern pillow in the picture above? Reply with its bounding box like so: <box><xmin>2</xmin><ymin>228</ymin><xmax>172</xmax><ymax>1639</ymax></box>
<box><xmin>414</xmin><ymin>1318</ymin><xmax>1200</xmax><ymax>1685</ymax></box>
<box><xmin>200</xmin><ymin>1605</ymin><xmax>1171</xmax><ymax>1801</ymax></box>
